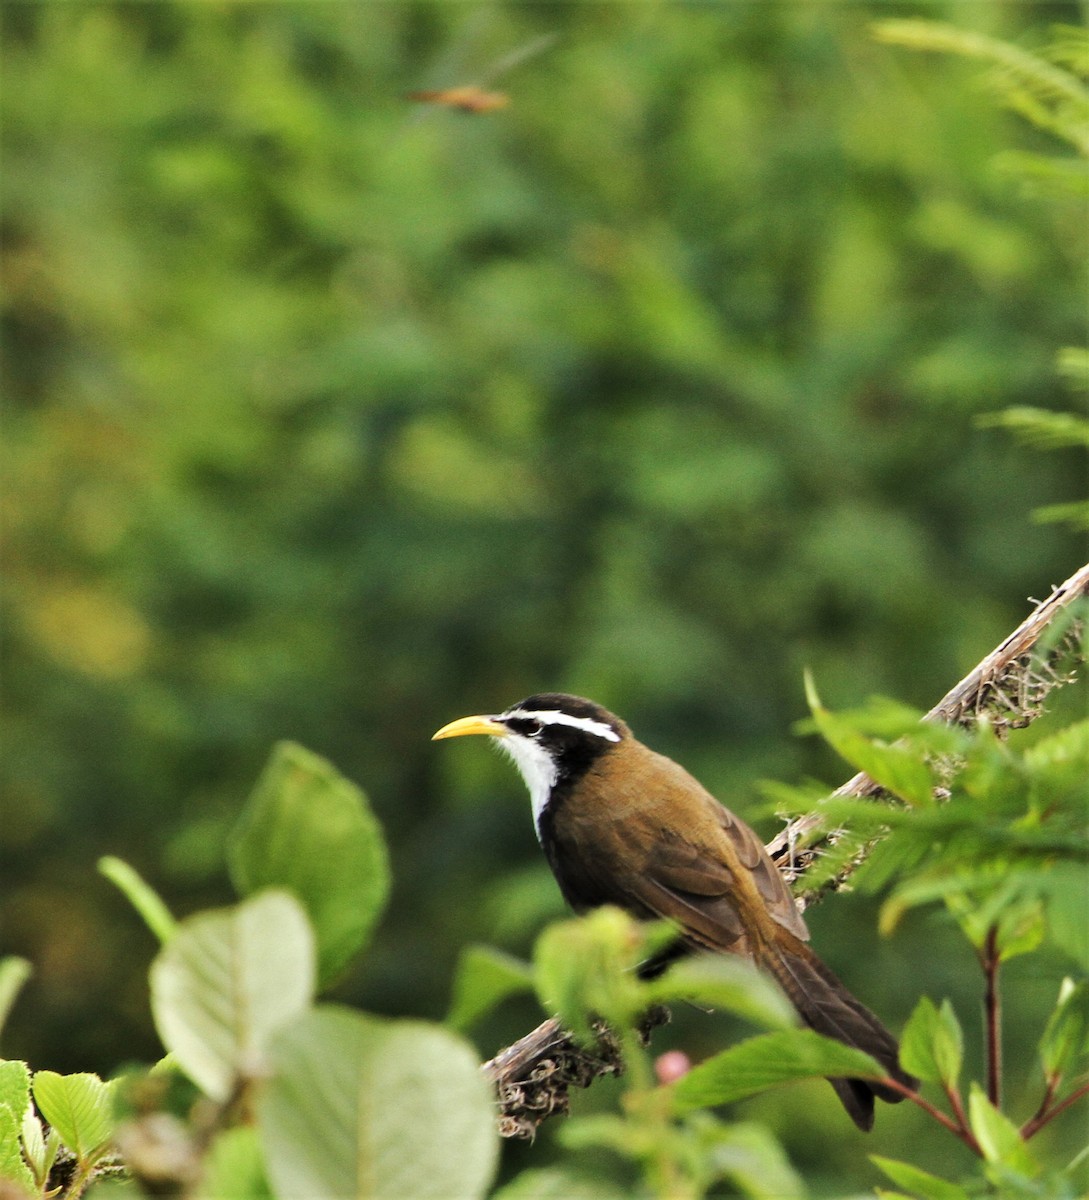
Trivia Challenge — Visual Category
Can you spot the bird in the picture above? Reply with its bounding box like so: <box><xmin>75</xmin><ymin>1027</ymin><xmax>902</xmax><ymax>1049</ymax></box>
<box><xmin>433</xmin><ymin>692</ymin><xmax>917</xmax><ymax>1130</ymax></box>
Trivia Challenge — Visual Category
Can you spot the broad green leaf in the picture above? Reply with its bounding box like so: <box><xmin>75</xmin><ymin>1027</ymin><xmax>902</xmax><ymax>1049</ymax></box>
<box><xmin>645</xmin><ymin>955</ymin><xmax>795</xmax><ymax>1030</ymax></box>
<box><xmin>492</xmin><ymin>1168</ymin><xmax>628</xmax><ymax>1200</ymax></box>
<box><xmin>446</xmin><ymin>945</ymin><xmax>533</xmax><ymax>1032</ymax></box>
<box><xmin>150</xmin><ymin>890</ymin><xmax>315</xmax><ymax>1101</ymax></box>
<box><xmin>1039</xmin><ymin>978</ymin><xmax>1089</xmax><ymax>1078</ymax></box>
<box><xmin>899</xmin><ymin>997</ymin><xmax>962</xmax><ymax>1086</ymax></box>
<box><xmin>694</xmin><ymin>1118</ymin><xmax>806</xmax><ymax>1200</ymax></box>
<box><xmin>32</xmin><ymin>1071</ymin><xmax>115</xmax><ymax>1162</ymax></box>
<box><xmin>564</xmin><ymin>1110</ymin><xmax>808</xmax><ymax>1200</ymax></box>
<box><xmin>228</xmin><ymin>741</ymin><xmax>390</xmax><ymax>989</ymax></box>
<box><xmin>871</xmin><ymin>1156</ymin><xmax>970</xmax><ymax>1200</ymax></box>
<box><xmin>931</xmin><ymin>999</ymin><xmax>963</xmax><ymax>1087</ymax></box>
<box><xmin>0</xmin><ymin>1102</ymin><xmax>34</xmax><ymax>1195</ymax></box>
<box><xmin>556</xmin><ymin>1113</ymin><xmax>640</xmax><ymax>1155</ymax></box>
<box><xmin>98</xmin><ymin>856</ymin><xmax>177</xmax><ymax>943</ymax></box>
<box><xmin>967</xmin><ymin>1084</ymin><xmax>1039</xmax><ymax>1177</ymax></box>
<box><xmin>0</xmin><ymin>959</ymin><xmax>31</xmax><ymax>1042</ymax></box>
<box><xmin>20</xmin><ymin>1110</ymin><xmax>59</xmax><ymax>1189</ymax></box>
<box><xmin>1040</xmin><ymin>864</ymin><xmax>1089</xmax><ymax>967</ymax></box>
<box><xmin>0</xmin><ymin>1061</ymin><xmax>30</xmax><ymax>1123</ymax></box>
<box><xmin>804</xmin><ymin>674</ymin><xmax>934</xmax><ymax>805</ymax></box>
<box><xmin>200</xmin><ymin>1126</ymin><xmax>273</xmax><ymax>1200</ymax></box>
<box><xmin>259</xmin><ymin>1006</ymin><xmax>498</xmax><ymax>1200</ymax></box>
<box><xmin>533</xmin><ymin>908</ymin><xmax>652</xmax><ymax>1043</ymax></box>
<box><xmin>19</xmin><ymin>1111</ymin><xmax>45</xmax><ymax>1182</ymax></box>
<box><xmin>670</xmin><ymin>1029</ymin><xmax>884</xmax><ymax>1113</ymax></box>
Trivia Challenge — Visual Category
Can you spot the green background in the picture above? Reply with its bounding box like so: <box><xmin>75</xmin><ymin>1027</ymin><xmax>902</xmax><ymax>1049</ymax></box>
<box><xmin>2</xmin><ymin>1</ymin><xmax>1085</xmax><ymax>1193</ymax></box>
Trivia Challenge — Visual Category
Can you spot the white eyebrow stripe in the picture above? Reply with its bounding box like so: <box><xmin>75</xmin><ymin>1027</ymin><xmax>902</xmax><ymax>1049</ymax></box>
<box><xmin>507</xmin><ymin>709</ymin><xmax>621</xmax><ymax>742</ymax></box>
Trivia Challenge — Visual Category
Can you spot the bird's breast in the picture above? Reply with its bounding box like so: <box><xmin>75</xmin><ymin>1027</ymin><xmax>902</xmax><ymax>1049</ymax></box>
<box><xmin>537</xmin><ymin>747</ymin><xmax>707</xmax><ymax>912</ymax></box>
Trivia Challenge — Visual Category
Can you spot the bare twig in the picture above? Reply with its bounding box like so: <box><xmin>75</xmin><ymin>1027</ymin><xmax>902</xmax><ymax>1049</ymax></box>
<box><xmin>482</xmin><ymin>1009</ymin><xmax>670</xmax><ymax>1139</ymax></box>
<box><xmin>484</xmin><ymin>564</ymin><xmax>1089</xmax><ymax>1138</ymax></box>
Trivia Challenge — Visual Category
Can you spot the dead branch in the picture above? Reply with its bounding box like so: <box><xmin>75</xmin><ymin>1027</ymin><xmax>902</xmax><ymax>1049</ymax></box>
<box><xmin>483</xmin><ymin>563</ymin><xmax>1089</xmax><ymax>1138</ymax></box>
<box><xmin>766</xmin><ymin>560</ymin><xmax>1089</xmax><ymax>900</ymax></box>
<box><xmin>483</xmin><ymin>1009</ymin><xmax>671</xmax><ymax>1139</ymax></box>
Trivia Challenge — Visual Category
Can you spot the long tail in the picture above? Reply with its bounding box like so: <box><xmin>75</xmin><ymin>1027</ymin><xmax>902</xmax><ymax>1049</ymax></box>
<box><xmin>760</xmin><ymin>932</ymin><xmax>918</xmax><ymax>1131</ymax></box>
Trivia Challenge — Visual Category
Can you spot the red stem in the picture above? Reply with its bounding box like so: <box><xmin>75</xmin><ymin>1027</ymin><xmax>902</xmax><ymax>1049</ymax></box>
<box><xmin>1023</xmin><ymin>1072</ymin><xmax>1060</xmax><ymax>1135</ymax></box>
<box><xmin>981</xmin><ymin>925</ymin><xmax>1002</xmax><ymax>1108</ymax></box>
<box><xmin>877</xmin><ymin>1077</ymin><xmax>982</xmax><ymax>1156</ymax></box>
<box><xmin>1021</xmin><ymin>1078</ymin><xmax>1089</xmax><ymax>1140</ymax></box>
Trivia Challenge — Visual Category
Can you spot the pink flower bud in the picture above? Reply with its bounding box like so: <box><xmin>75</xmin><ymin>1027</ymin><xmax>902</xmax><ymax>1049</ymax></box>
<box><xmin>654</xmin><ymin>1050</ymin><xmax>691</xmax><ymax>1085</ymax></box>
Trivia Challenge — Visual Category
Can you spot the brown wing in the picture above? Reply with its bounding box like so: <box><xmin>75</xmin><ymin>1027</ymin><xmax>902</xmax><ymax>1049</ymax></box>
<box><xmin>551</xmin><ymin>744</ymin><xmax>809</xmax><ymax>954</ymax></box>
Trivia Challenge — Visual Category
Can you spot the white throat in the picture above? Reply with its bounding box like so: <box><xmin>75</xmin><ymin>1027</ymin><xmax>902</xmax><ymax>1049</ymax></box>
<box><xmin>494</xmin><ymin>707</ymin><xmax>621</xmax><ymax>841</ymax></box>
<box><xmin>496</xmin><ymin>738</ymin><xmax>558</xmax><ymax>841</ymax></box>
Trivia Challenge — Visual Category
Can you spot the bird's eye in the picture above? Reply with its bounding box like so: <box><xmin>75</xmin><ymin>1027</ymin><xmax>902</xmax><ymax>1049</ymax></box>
<box><xmin>524</xmin><ymin>719</ymin><xmax>543</xmax><ymax>738</ymax></box>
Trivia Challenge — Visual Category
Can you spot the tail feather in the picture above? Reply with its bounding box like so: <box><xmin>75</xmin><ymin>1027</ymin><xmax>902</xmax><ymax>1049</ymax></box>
<box><xmin>761</xmin><ymin>934</ymin><xmax>917</xmax><ymax>1129</ymax></box>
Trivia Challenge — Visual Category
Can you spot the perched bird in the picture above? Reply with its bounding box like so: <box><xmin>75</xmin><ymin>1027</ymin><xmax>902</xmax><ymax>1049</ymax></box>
<box><xmin>433</xmin><ymin>692</ymin><xmax>916</xmax><ymax>1129</ymax></box>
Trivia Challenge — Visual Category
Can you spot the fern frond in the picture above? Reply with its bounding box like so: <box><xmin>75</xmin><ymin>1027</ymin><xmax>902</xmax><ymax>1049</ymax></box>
<box><xmin>1032</xmin><ymin>501</ymin><xmax>1089</xmax><ymax>530</ymax></box>
<box><xmin>1057</xmin><ymin>347</ymin><xmax>1089</xmax><ymax>392</ymax></box>
<box><xmin>872</xmin><ymin>19</ymin><xmax>1089</xmax><ymax>156</ymax></box>
<box><xmin>977</xmin><ymin>406</ymin><xmax>1089</xmax><ymax>450</ymax></box>
<box><xmin>1043</xmin><ymin>25</ymin><xmax>1089</xmax><ymax>77</ymax></box>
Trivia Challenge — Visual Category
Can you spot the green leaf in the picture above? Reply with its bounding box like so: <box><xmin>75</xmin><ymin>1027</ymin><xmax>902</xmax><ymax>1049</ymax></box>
<box><xmin>492</xmin><ymin>1168</ymin><xmax>628</xmax><ymax>1200</ymax></box>
<box><xmin>871</xmin><ymin>1156</ymin><xmax>969</xmax><ymax>1200</ymax></box>
<box><xmin>228</xmin><ymin>741</ymin><xmax>390</xmax><ymax>989</ymax></box>
<box><xmin>556</xmin><ymin>1113</ymin><xmax>641</xmax><ymax>1154</ymax></box>
<box><xmin>0</xmin><ymin>959</ymin><xmax>31</xmax><ymax>1042</ymax></box>
<box><xmin>150</xmin><ymin>889</ymin><xmax>315</xmax><ymax>1101</ymax></box>
<box><xmin>978</xmin><ymin>406</ymin><xmax>1089</xmax><ymax>451</ymax></box>
<box><xmin>670</xmin><ymin>1029</ymin><xmax>884</xmax><ymax>1113</ymax></box>
<box><xmin>201</xmin><ymin>1126</ymin><xmax>273</xmax><ymax>1200</ymax></box>
<box><xmin>259</xmin><ymin>1006</ymin><xmax>498</xmax><ymax>1200</ymax></box>
<box><xmin>899</xmin><ymin>997</ymin><xmax>962</xmax><ymax>1087</ymax></box>
<box><xmin>32</xmin><ymin>1070</ymin><xmax>115</xmax><ymax>1163</ymax></box>
<box><xmin>645</xmin><ymin>954</ymin><xmax>795</xmax><ymax>1030</ymax></box>
<box><xmin>446</xmin><ymin>945</ymin><xmax>534</xmax><ymax>1032</ymax></box>
<box><xmin>967</xmin><ymin>1084</ymin><xmax>1039</xmax><ymax>1176</ymax></box>
<box><xmin>804</xmin><ymin>674</ymin><xmax>934</xmax><ymax>805</ymax></box>
<box><xmin>939</xmin><ymin>872</ymin><xmax>1049</xmax><ymax>960</ymax></box>
<box><xmin>1040</xmin><ymin>863</ymin><xmax>1089</xmax><ymax>967</ymax></box>
<box><xmin>98</xmin><ymin>856</ymin><xmax>177</xmax><ymax>943</ymax></box>
<box><xmin>1039</xmin><ymin>978</ymin><xmax>1089</xmax><ymax>1080</ymax></box>
<box><xmin>0</xmin><ymin>1102</ymin><xmax>35</xmax><ymax>1195</ymax></box>
<box><xmin>694</xmin><ymin>1118</ymin><xmax>806</xmax><ymax>1200</ymax></box>
<box><xmin>880</xmin><ymin>874</ymin><xmax>962</xmax><ymax>935</ymax></box>
<box><xmin>533</xmin><ymin>908</ymin><xmax>652</xmax><ymax>1043</ymax></box>
<box><xmin>985</xmin><ymin>900</ymin><xmax>1045</xmax><ymax>963</ymax></box>
<box><xmin>20</xmin><ymin>1110</ymin><xmax>59</xmax><ymax>1189</ymax></box>
<box><xmin>0</xmin><ymin>1061</ymin><xmax>30</xmax><ymax>1124</ymax></box>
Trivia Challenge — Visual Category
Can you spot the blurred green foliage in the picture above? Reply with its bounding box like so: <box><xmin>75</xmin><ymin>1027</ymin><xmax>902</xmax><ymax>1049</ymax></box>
<box><xmin>1</xmin><ymin>1</ymin><xmax>1086</xmax><ymax>1193</ymax></box>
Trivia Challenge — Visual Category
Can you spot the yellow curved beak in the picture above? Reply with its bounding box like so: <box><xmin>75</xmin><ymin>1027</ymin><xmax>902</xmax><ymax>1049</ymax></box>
<box><xmin>432</xmin><ymin>714</ymin><xmax>508</xmax><ymax>741</ymax></box>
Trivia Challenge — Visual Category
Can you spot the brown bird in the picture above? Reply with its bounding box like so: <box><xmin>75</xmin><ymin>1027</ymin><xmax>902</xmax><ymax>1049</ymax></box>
<box><xmin>433</xmin><ymin>692</ymin><xmax>916</xmax><ymax>1129</ymax></box>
